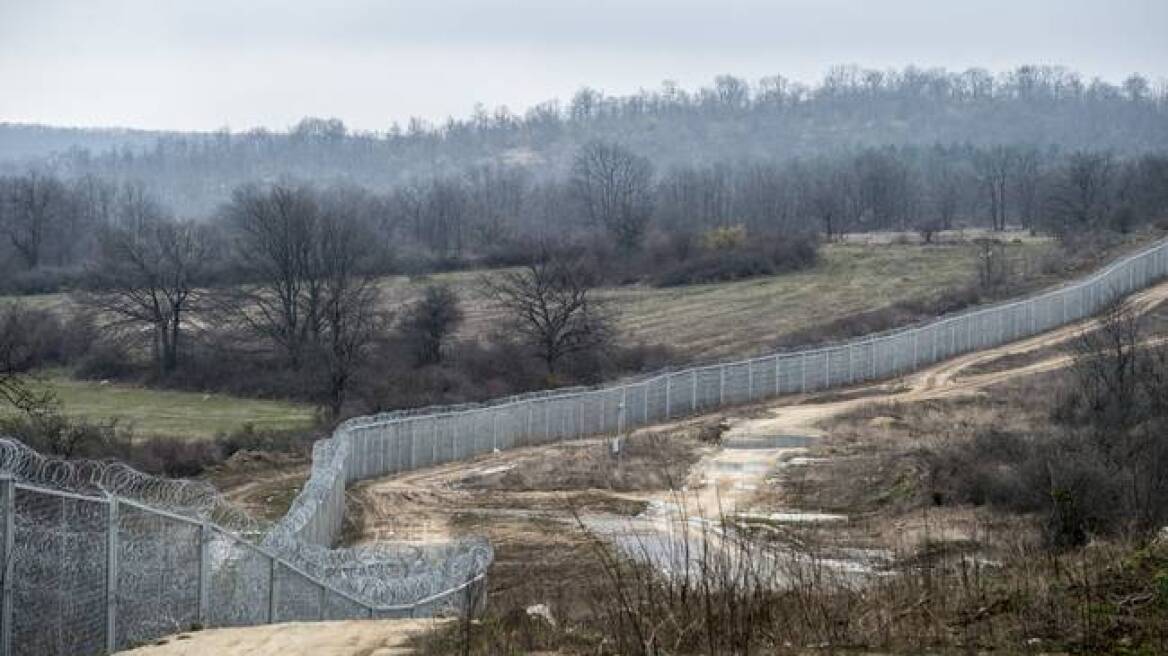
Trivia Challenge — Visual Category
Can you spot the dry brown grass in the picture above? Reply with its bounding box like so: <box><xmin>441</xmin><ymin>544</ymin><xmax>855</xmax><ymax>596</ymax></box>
<box><xmin>384</xmin><ymin>240</ymin><xmax>1061</xmax><ymax>362</ymax></box>
<box><xmin>417</xmin><ymin>506</ymin><xmax>1168</xmax><ymax>655</ymax></box>
<box><xmin>406</xmin><ymin>344</ymin><xmax>1168</xmax><ymax>654</ymax></box>
<box><xmin>460</xmin><ymin>428</ymin><xmax>704</xmax><ymax>494</ymax></box>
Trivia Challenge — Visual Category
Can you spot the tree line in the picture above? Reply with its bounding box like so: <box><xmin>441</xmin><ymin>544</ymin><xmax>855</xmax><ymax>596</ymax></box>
<box><xmin>3</xmin><ymin>65</ymin><xmax>1166</xmax><ymax>215</ymax></box>
<box><xmin>3</xmin><ymin>142</ymin><xmax>1167</xmax><ymax>292</ymax></box>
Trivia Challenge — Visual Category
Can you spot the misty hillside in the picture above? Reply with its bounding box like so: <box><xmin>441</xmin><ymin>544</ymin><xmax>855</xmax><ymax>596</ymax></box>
<box><xmin>3</xmin><ymin>65</ymin><xmax>1166</xmax><ymax>216</ymax></box>
<box><xmin>0</xmin><ymin>123</ymin><xmax>180</xmax><ymax>161</ymax></box>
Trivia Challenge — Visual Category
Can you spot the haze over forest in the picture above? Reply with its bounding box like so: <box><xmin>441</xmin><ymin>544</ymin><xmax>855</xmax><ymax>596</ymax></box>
<box><xmin>2</xmin><ymin>64</ymin><xmax>1167</xmax><ymax>215</ymax></box>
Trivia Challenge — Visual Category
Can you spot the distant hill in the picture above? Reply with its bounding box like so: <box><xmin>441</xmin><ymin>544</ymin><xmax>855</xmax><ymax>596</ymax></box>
<box><xmin>2</xmin><ymin>66</ymin><xmax>1166</xmax><ymax>215</ymax></box>
<box><xmin>0</xmin><ymin>123</ymin><xmax>184</xmax><ymax>161</ymax></box>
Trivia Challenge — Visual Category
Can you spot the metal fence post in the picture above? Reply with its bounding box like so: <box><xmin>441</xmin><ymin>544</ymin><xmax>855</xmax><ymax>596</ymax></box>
<box><xmin>619</xmin><ymin>388</ymin><xmax>627</xmax><ymax>435</ymax></box>
<box><xmin>453</xmin><ymin>417</ymin><xmax>461</xmax><ymax>460</ymax></box>
<box><xmin>409</xmin><ymin>421</ymin><xmax>416</xmax><ymax>470</ymax></box>
<box><xmin>912</xmin><ymin>330</ymin><xmax>919</xmax><ymax>370</ymax></box>
<box><xmin>774</xmin><ymin>356</ymin><xmax>781</xmax><ymax>395</ymax></box>
<box><xmin>600</xmin><ymin>395</ymin><xmax>606</xmax><ymax>433</ymax></box>
<box><xmin>691</xmin><ymin>370</ymin><xmax>697</xmax><ymax>412</ymax></box>
<box><xmin>491</xmin><ymin>413</ymin><xmax>498</xmax><ymax>451</ymax></box>
<box><xmin>718</xmin><ymin>366</ymin><xmax>725</xmax><ymax>406</ymax></box>
<box><xmin>747</xmin><ymin>361</ymin><xmax>754</xmax><ymax>400</ymax></box>
<box><xmin>1</xmin><ymin>475</ymin><xmax>14</xmax><ymax>656</ymax></box>
<box><xmin>665</xmin><ymin>375</ymin><xmax>672</xmax><ymax>418</ymax></box>
<box><xmin>106</xmin><ymin>494</ymin><xmax>119</xmax><ymax>654</ymax></box>
<box><xmin>198</xmin><ymin>520</ymin><xmax>211</xmax><ymax>627</ymax></box>
<box><xmin>870</xmin><ymin>340</ymin><xmax>877</xmax><ymax>379</ymax></box>
<box><xmin>268</xmin><ymin>556</ymin><xmax>279</xmax><ymax>623</ymax></box>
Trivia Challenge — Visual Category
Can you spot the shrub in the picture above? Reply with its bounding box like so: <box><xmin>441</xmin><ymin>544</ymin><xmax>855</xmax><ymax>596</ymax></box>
<box><xmin>655</xmin><ymin>249</ymin><xmax>778</xmax><ymax>287</ymax></box>
<box><xmin>700</xmin><ymin>225</ymin><xmax>747</xmax><ymax>251</ymax></box>
<box><xmin>0</xmin><ymin>266</ymin><xmax>87</xmax><ymax>295</ymax></box>
<box><xmin>653</xmin><ymin>231</ymin><xmax>818</xmax><ymax>287</ymax></box>
<box><xmin>214</xmin><ymin>424</ymin><xmax>318</xmax><ymax>459</ymax></box>
<box><xmin>130</xmin><ymin>439</ymin><xmax>222</xmax><ymax>477</ymax></box>
<box><xmin>74</xmin><ymin>339</ymin><xmax>140</xmax><ymax>381</ymax></box>
<box><xmin>0</xmin><ymin>302</ymin><xmax>95</xmax><ymax>371</ymax></box>
<box><xmin>0</xmin><ymin>408</ymin><xmax>122</xmax><ymax>459</ymax></box>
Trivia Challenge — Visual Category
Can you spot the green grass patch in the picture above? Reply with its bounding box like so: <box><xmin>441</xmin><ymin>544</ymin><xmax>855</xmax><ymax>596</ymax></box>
<box><xmin>17</xmin><ymin>373</ymin><xmax>316</xmax><ymax>440</ymax></box>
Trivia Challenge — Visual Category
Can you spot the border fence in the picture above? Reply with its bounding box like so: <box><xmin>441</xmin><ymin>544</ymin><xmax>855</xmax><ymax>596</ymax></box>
<box><xmin>3</xmin><ymin>236</ymin><xmax>1168</xmax><ymax>654</ymax></box>
<box><xmin>0</xmin><ymin>473</ymin><xmax>487</xmax><ymax>656</ymax></box>
<box><xmin>276</xmin><ymin>236</ymin><xmax>1168</xmax><ymax>549</ymax></box>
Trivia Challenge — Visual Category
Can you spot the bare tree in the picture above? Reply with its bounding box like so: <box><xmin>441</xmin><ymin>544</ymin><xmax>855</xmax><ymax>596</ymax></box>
<box><xmin>915</xmin><ymin>217</ymin><xmax>943</xmax><ymax>244</ymax></box>
<box><xmin>0</xmin><ymin>305</ymin><xmax>51</xmax><ymax>412</ymax></box>
<box><xmin>1059</xmin><ymin>301</ymin><xmax>1168</xmax><ymax>531</ymax></box>
<box><xmin>974</xmin><ymin>146</ymin><xmax>1015</xmax><ymax>231</ymax></box>
<box><xmin>400</xmin><ymin>285</ymin><xmax>462</xmax><ymax>366</ymax></box>
<box><xmin>571</xmin><ymin>141</ymin><xmax>655</xmax><ymax>253</ymax></box>
<box><xmin>463</xmin><ymin>164</ymin><xmax>526</xmax><ymax>250</ymax></box>
<box><xmin>924</xmin><ymin>153</ymin><xmax>964</xmax><ymax>231</ymax></box>
<box><xmin>223</xmin><ymin>183</ymin><xmax>382</xmax><ymax>416</ymax></box>
<box><xmin>83</xmin><ymin>216</ymin><xmax>216</xmax><ymax>375</ymax></box>
<box><xmin>1</xmin><ymin>172</ymin><xmax>68</xmax><ymax>269</ymax></box>
<box><xmin>315</xmin><ymin>193</ymin><xmax>383</xmax><ymax>417</ymax></box>
<box><xmin>481</xmin><ymin>252</ymin><xmax>614</xmax><ymax>376</ymax></box>
<box><xmin>223</xmin><ymin>183</ymin><xmax>326</xmax><ymax>370</ymax></box>
<box><xmin>1046</xmin><ymin>151</ymin><xmax>1115</xmax><ymax>233</ymax></box>
<box><xmin>1013</xmin><ymin>147</ymin><xmax>1043</xmax><ymax>233</ymax></box>
<box><xmin>973</xmin><ymin>237</ymin><xmax>1008</xmax><ymax>290</ymax></box>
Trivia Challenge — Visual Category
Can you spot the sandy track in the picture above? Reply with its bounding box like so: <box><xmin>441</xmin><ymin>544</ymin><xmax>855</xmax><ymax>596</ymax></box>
<box><xmin>118</xmin><ymin>619</ymin><xmax>446</xmax><ymax>656</ymax></box>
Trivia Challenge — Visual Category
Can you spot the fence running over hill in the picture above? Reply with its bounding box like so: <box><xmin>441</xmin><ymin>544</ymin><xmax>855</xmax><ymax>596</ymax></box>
<box><xmin>274</xmin><ymin>237</ymin><xmax>1168</xmax><ymax>548</ymax></box>
<box><xmin>3</xmin><ymin>236</ymin><xmax>1168</xmax><ymax>655</ymax></box>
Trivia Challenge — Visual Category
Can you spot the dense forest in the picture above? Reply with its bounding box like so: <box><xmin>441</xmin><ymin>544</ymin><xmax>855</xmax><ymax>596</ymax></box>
<box><xmin>3</xmin><ymin>66</ymin><xmax>1168</xmax><ymax>293</ymax></box>
<box><xmin>2</xmin><ymin>64</ymin><xmax>1166</xmax><ymax>216</ymax></box>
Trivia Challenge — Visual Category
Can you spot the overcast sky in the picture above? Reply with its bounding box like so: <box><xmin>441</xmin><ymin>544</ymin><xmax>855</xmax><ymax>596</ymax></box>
<box><xmin>1</xmin><ymin>0</ymin><xmax>1166</xmax><ymax>132</ymax></box>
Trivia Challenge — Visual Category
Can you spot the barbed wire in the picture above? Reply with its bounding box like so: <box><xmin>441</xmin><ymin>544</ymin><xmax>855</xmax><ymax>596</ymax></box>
<box><xmin>0</xmin><ymin>437</ymin><xmax>493</xmax><ymax>617</ymax></box>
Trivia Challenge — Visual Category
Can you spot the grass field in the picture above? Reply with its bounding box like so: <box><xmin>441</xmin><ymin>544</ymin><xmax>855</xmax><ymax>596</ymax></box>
<box><xmin>0</xmin><ymin>235</ymin><xmax>1116</xmax><ymax>365</ymax></box>
<box><xmin>389</xmin><ymin>239</ymin><xmax>1061</xmax><ymax>362</ymax></box>
<box><xmin>605</xmin><ymin>242</ymin><xmax>995</xmax><ymax>359</ymax></box>
<box><xmin>21</xmin><ymin>373</ymin><xmax>316</xmax><ymax>440</ymax></box>
<box><xmin>2</xmin><ymin>240</ymin><xmax>1029</xmax><ymax>441</ymax></box>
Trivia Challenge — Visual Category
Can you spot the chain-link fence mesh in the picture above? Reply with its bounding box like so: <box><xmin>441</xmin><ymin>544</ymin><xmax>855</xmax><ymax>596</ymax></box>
<box><xmin>9</xmin><ymin>487</ymin><xmax>108</xmax><ymax>656</ymax></box>
<box><xmin>2</xmin><ymin>238</ymin><xmax>1166</xmax><ymax>655</ymax></box>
